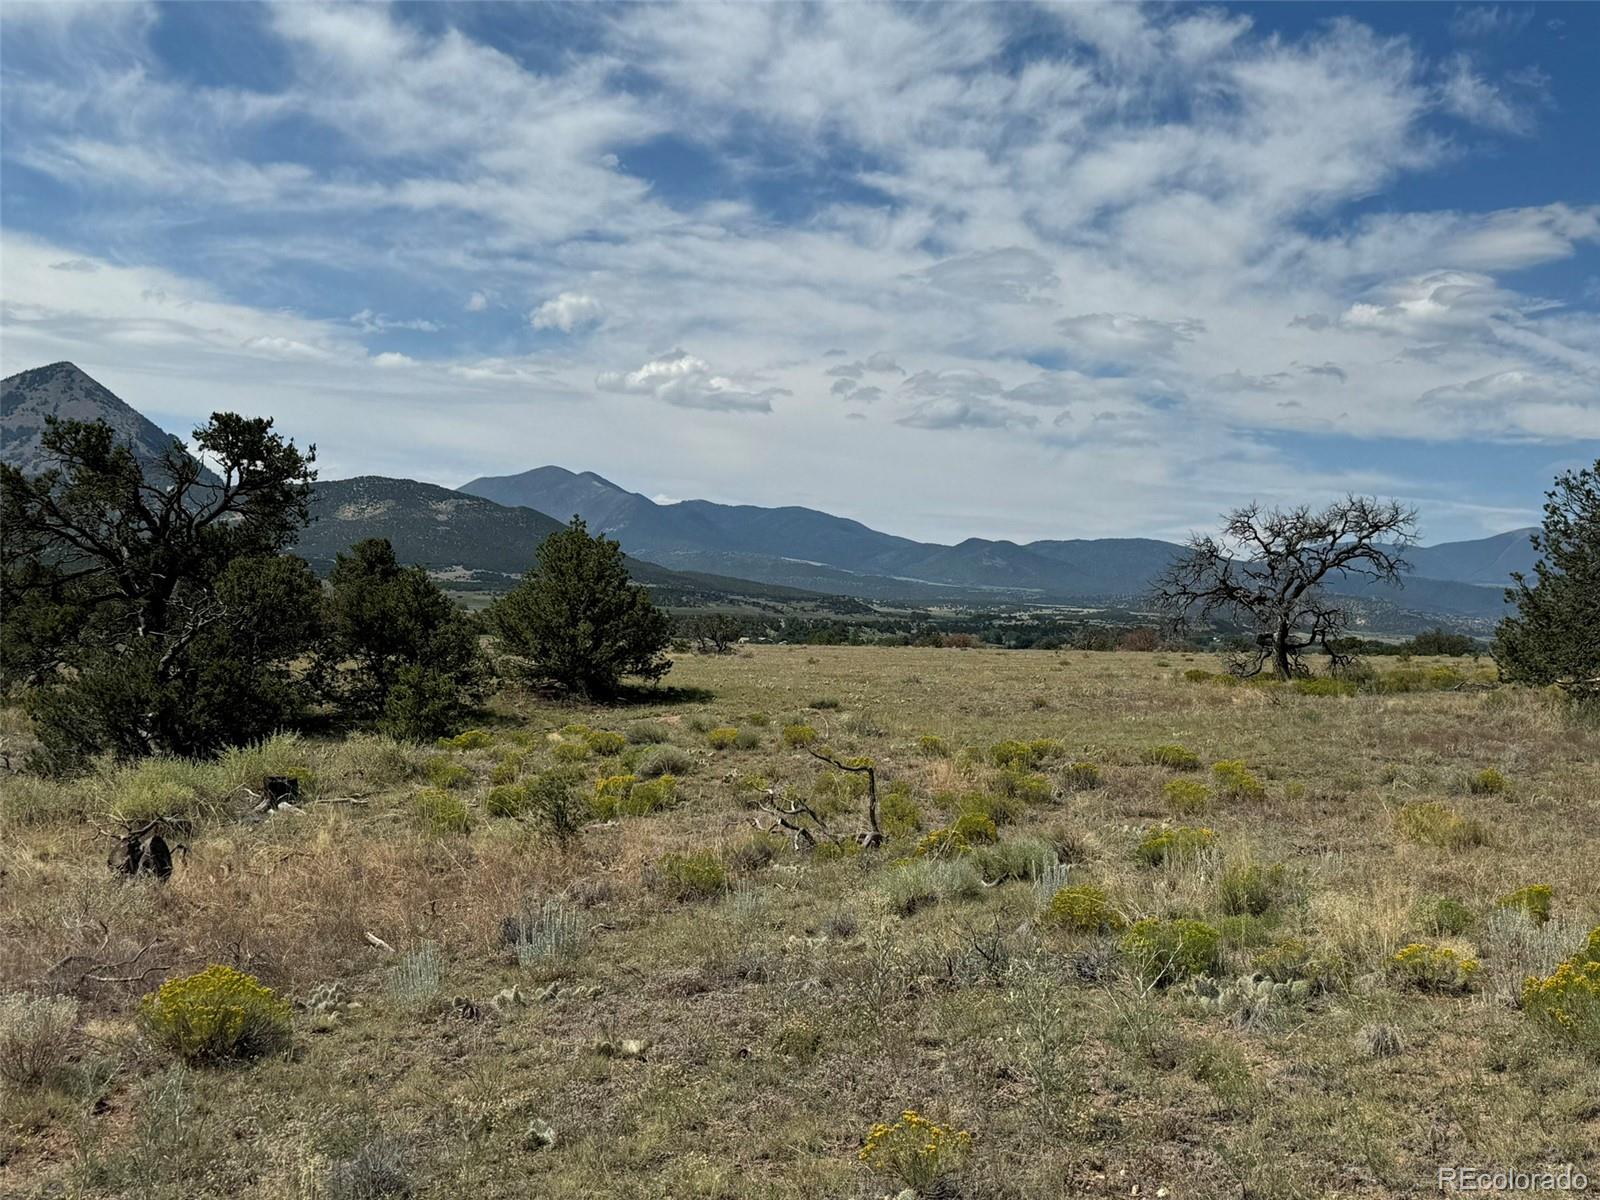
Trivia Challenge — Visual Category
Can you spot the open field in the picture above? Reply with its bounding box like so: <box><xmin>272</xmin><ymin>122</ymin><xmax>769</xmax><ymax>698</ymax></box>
<box><xmin>2</xmin><ymin>647</ymin><xmax>1598</xmax><ymax>1199</ymax></box>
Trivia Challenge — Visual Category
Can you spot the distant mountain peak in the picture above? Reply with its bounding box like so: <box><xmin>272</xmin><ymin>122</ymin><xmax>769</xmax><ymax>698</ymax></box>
<box><xmin>2</xmin><ymin>360</ymin><xmax>214</xmax><ymax>480</ymax></box>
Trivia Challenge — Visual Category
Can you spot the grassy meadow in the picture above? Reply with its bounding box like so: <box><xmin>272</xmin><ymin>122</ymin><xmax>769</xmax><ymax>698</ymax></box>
<box><xmin>2</xmin><ymin>645</ymin><xmax>1598</xmax><ymax>1198</ymax></box>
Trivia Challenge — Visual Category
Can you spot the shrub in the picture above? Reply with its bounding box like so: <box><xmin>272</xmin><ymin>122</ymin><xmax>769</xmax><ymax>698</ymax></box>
<box><xmin>1217</xmin><ymin>862</ymin><xmax>1287</xmax><ymax>917</ymax></box>
<box><xmin>859</xmin><ymin>1110</ymin><xmax>973</xmax><ymax>1192</ymax></box>
<box><xmin>0</xmin><ymin>993</ymin><xmax>78</xmax><ymax>1087</ymax></box>
<box><xmin>378</xmin><ymin>666</ymin><xmax>472</xmax><ymax>743</ymax></box>
<box><xmin>1136</xmin><ymin>825</ymin><xmax>1217</xmax><ymax>866</ymax></box>
<box><xmin>413</xmin><ymin>788</ymin><xmax>471</xmax><ymax>834</ymax></box>
<box><xmin>956</xmin><ymin>789</ymin><xmax>1024</xmax><ymax>827</ymax></box>
<box><xmin>627</xmin><ymin>721</ymin><xmax>673</xmax><ymax>745</ymax></box>
<box><xmin>1182</xmin><ymin>668</ymin><xmax>1214</xmax><ymax>683</ymax></box>
<box><xmin>916</xmin><ymin>735</ymin><xmax>950</xmax><ymax>757</ymax></box>
<box><xmin>551</xmin><ymin>740</ymin><xmax>591</xmax><ymax>764</ymax></box>
<box><xmin>1415</xmin><ymin>895</ymin><xmax>1475</xmax><ymax>937</ymax></box>
<box><xmin>1521</xmin><ymin>927</ymin><xmax>1600</xmax><ymax>1058</ymax></box>
<box><xmin>584</xmin><ymin>730</ymin><xmax>627</xmax><ymax>756</ymax></box>
<box><xmin>624</xmin><ymin>775</ymin><xmax>678</xmax><ymax>815</ymax></box>
<box><xmin>1045</xmin><ymin>884</ymin><xmax>1122</xmax><ymax>933</ymax></box>
<box><xmin>1211</xmin><ymin>760</ymin><xmax>1266</xmax><ymax>802</ymax></box>
<box><xmin>489</xmin><ymin>756</ymin><xmax>524</xmax><ymax>786</ymax></box>
<box><xmin>485</xmin><ymin>784</ymin><xmax>526</xmax><ymax>818</ymax></box>
<box><xmin>1497</xmin><ymin>884</ymin><xmax>1553</xmax><ymax>925</ymax></box>
<box><xmin>782</xmin><ymin>724</ymin><xmax>818</xmax><ymax>748</ymax></box>
<box><xmin>1395</xmin><ymin>802</ymin><xmax>1489</xmax><ymax>849</ymax></box>
<box><xmin>1141</xmin><ymin>744</ymin><xmax>1201</xmax><ymax>770</ymax></box>
<box><xmin>971</xmin><ymin>837</ymin><xmax>1056</xmax><ymax>883</ymax></box>
<box><xmin>1163</xmin><ymin>778</ymin><xmax>1210</xmax><ymax>816</ymax></box>
<box><xmin>810</xmin><ymin>697</ymin><xmax>841</xmax><ymax>710</ymax></box>
<box><xmin>140</xmin><ymin>965</ymin><xmax>291</xmax><ymax>1064</ymax></box>
<box><xmin>1466</xmin><ymin>767</ymin><xmax>1508</xmax><ymax>795</ymax></box>
<box><xmin>950</xmin><ymin>810</ymin><xmax>998</xmax><ymax>845</ymax></box>
<box><xmin>1251</xmin><ymin>938</ymin><xmax>1315</xmax><ymax>983</ymax></box>
<box><xmin>591</xmin><ymin>774</ymin><xmax>639</xmax><ymax>819</ymax></box>
<box><xmin>422</xmin><ymin>756</ymin><xmax>471</xmax><ymax>789</ymax></box>
<box><xmin>879</xmin><ymin>859</ymin><xmax>983</xmax><ymax>915</ymax></box>
<box><xmin>1061</xmin><ymin>761</ymin><xmax>1101</xmax><ymax>791</ymax></box>
<box><xmin>916</xmin><ymin>827</ymin><xmax>974</xmax><ymax>859</ymax></box>
<box><xmin>656</xmin><ymin>851</ymin><xmax>729</xmax><ymax>900</ymax></box>
<box><xmin>524</xmin><ymin>772</ymin><xmax>585</xmax><ymax>842</ymax></box>
<box><xmin>996</xmin><ymin>769</ymin><xmax>1054</xmax><ymax>804</ymax></box>
<box><xmin>707</xmin><ymin>726</ymin><xmax>740</xmax><ymax>750</ymax></box>
<box><xmin>879</xmin><ymin>787</ymin><xmax>923</xmax><ymax>839</ymax></box>
<box><xmin>1390</xmin><ymin>943</ymin><xmax>1479</xmax><ymax>992</ymax></box>
<box><xmin>440</xmin><ymin>728</ymin><xmax>493</xmax><ymax>751</ymax></box>
<box><xmin>1121</xmin><ymin>918</ymin><xmax>1222</xmax><ymax>985</ymax></box>
<box><xmin>638</xmin><ymin>746</ymin><xmax>693</xmax><ymax>778</ymax></box>
<box><xmin>734</xmin><ymin>728</ymin><xmax>763</xmax><ymax>750</ymax></box>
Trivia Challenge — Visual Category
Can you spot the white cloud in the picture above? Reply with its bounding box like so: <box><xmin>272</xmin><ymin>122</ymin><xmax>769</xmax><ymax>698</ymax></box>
<box><xmin>595</xmin><ymin>349</ymin><xmax>784</xmax><ymax>413</ymax></box>
<box><xmin>531</xmin><ymin>291</ymin><xmax>606</xmax><ymax>333</ymax></box>
<box><xmin>2</xmin><ymin>3</ymin><xmax>1595</xmax><ymax>542</ymax></box>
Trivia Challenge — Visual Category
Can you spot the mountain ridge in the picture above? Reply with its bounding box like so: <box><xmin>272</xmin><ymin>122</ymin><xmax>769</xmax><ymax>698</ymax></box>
<box><xmin>460</xmin><ymin>464</ymin><xmax>1525</xmax><ymax>616</ymax></box>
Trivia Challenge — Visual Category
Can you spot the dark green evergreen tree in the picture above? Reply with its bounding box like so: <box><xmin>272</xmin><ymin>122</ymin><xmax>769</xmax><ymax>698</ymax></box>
<box><xmin>490</xmin><ymin>516</ymin><xmax>670</xmax><ymax>698</ymax></box>
<box><xmin>1494</xmin><ymin>459</ymin><xmax>1600</xmax><ymax>697</ymax></box>
<box><xmin>1</xmin><ymin>414</ymin><xmax>321</xmax><ymax>766</ymax></box>
<box><xmin>325</xmin><ymin>537</ymin><xmax>483</xmax><ymax>733</ymax></box>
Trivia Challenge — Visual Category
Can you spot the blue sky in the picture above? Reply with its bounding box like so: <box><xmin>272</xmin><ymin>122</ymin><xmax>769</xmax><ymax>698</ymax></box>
<box><xmin>2</xmin><ymin>2</ymin><xmax>1596</xmax><ymax>545</ymax></box>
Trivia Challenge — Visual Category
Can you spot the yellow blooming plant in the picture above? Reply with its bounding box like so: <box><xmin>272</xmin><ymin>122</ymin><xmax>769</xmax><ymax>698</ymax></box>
<box><xmin>1390</xmin><ymin>943</ymin><xmax>1479</xmax><ymax>993</ymax></box>
<box><xmin>1521</xmin><ymin>926</ymin><xmax>1600</xmax><ymax>1059</ymax></box>
<box><xmin>141</xmin><ymin>965</ymin><xmax>292</xmax><ymax>1065</ymax></box>
<box><xmin>859</xmin><ymin>1109</ymin><xmax>973</xmax><ymax>1190</ymax></box>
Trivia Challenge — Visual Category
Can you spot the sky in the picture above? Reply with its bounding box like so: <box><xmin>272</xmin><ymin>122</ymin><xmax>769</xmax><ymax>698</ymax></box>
<box><xmin>2</xmin><ymin>1</ymin><xmax>1597</xmax><ymax>547</ymax></box>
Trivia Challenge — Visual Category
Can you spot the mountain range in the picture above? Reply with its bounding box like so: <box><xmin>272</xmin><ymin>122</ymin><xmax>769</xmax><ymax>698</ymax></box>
<box><xmin>462</xmin><ymin>465</ymin><xmax>1531</xmax><ymax>618</ymax></box>
<box><xmin>2</xmin><ymin>363</ymin><xmax>1532</xmax><ymax>623</ymax></box>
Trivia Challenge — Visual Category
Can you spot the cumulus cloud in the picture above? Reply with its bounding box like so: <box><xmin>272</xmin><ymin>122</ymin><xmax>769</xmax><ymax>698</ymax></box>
<box><xmin>2</xmin><ymin>3</ymin><xmax>1596</xmax><ymax>541</ymax></box>
<box><xmin>596</xmin><ymin>349</ymin><xmax>784</xmax><ymax>413</ymax></box>
<box><xmin>531</xmin><ymin>291</ymin><xmax>606</xmax><ymax>333</ymax></box>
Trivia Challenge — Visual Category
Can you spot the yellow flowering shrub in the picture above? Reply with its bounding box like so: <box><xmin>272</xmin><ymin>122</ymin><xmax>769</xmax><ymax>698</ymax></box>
<box><xmin>583</xmin><ymin>730</ymin><xmax>627</xmax><ymax>756</ymax></box>
<box><xmin>1391</xmin><ymin>943</ymin><xmax>1479</xmax><ymax>993</ymax></box>
<box><xmin>1496</xmin><ymin>884</ymin><xmax>1552</xmax><ymax>924</ymax></box>
<box><xmin>950</xmin><ymin>811</ymin><xmax>998</xmax><ymax>845</ymax></box>
<box><xmin>1521</xmin><ymin>926</ymin><xmax>1600</xmax><ymax>1058</ymax></box>
<box><xmin>1045</xmin><ymin>883</ymin><xmax>1123</xmax><ymax>933</ymax></box>
<box><xmin>781</xmin><ymin>724</ymin><xmax>818</xmax><ymax>747</ymax></box>
<box><xmin>141</xmin><ymin>965</ymin><xmax>291</xmax><ymax>1064</ymax></box>
<box><xmin>916</xmin><ymin>827</ymin><xmax>973</xmax><ymax>858</ymax></box>
<box><xmin>591</xmin><ymin>774</ymin><xmax>639</xmax><ymax>818</ymax></box>
<box><xmin>915</xmin><ymin>734</ymin><xmax>950</xmax><ymax>757</ymax></box>
<box><xmin>706</xmin><ymin>726</ymin><xmax>740</xmax><ymax>750</ymax></box>
<box><xmin>1136</xmin><ymin>825</ymin><xmax>1217</xmax><ymax>866</ymax></box>
<box><xmin>1211</xmin><ymin>760</ymin><xmax>1266</xmax><ymax>802</ymax></box>
<box><xmin>1467</xmin><ymin>767</ymin><xmax>1508</xmax><ymax>795</ymax></box>
<box><xmin>413</xmin><ymin>788</ymin><xmax>471</xmax><ymax>834</ymax></box>
<box><xmin>1164</xmin><ymin>778</ymin><xmax>1210</xmax><ymax>815</ymax></box>
<box><xmin>859</xmin><ymin>1109</ymin><xmax>973</xmax><ymax>1190</ymax></box>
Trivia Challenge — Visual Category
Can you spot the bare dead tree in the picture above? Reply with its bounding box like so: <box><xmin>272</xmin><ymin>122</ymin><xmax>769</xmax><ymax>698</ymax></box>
<box><xmin>1153</xmin><ymin>496</ymin><xmax>1418</xmax><ymax>680</ymax></box>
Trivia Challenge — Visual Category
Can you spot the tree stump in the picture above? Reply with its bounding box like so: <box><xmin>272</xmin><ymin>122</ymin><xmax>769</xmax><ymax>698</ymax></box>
<box><xmin>107</xmin><ymin>823</ymin><xmax>173</xmax><ymax>881</ymax></box>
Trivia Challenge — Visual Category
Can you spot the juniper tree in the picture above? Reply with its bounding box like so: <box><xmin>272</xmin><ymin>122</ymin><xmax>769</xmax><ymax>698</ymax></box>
<box><xmin>325</xmin><ymin>537</ymin><xmax>484</xmax><ymax>734</ymax></box>
<box><xmin>490</xmin><ymin>516</ymin><xmax>670</xmax><ymax>698</ymax></box>
<box><xmin>1493</xmin><ymin>459</ymin><xmax>1600</xmax><ymax>697</ymax></box>
<box><xmin>0</xmin><ymin>413</ymin><xmax>320</xmax><ymax>764</ymax></box>
<box><xmin>1153</xmin><ymin>496</ymin><xmax>1417</xmax><ymax>680</ymax></box>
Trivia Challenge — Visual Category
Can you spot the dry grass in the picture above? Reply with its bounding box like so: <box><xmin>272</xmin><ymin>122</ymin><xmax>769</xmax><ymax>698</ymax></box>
<box><xmin>1</xmin><ymin>647</ymin><xmax>1598</xmax><ymax>1198</ymax></box>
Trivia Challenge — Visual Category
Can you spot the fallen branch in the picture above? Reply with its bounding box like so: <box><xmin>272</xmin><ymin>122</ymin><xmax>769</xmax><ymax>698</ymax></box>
<box><xmin>364</xmin><ymin>931</ymin><xmax>396</xmax><ymax>954</ymax></box>
<box><xmin>803</xmin><ymin>746</ymin><xmax>883</xmax><ymax>848</ymax></box>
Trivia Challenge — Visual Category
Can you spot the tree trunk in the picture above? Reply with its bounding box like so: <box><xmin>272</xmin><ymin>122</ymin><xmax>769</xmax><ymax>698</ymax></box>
<box><xmin>1272</xmin><ymin>620</ymin><xmax>1293</xmax><ymax>680</ymax></box>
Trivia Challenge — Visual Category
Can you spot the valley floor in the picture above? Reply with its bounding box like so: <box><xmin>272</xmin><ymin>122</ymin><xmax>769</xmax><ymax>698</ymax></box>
<box><xmin>2</xmin><ymin>647</ymin><xmax>1598</xmax><ymax>1198</ymax></box>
